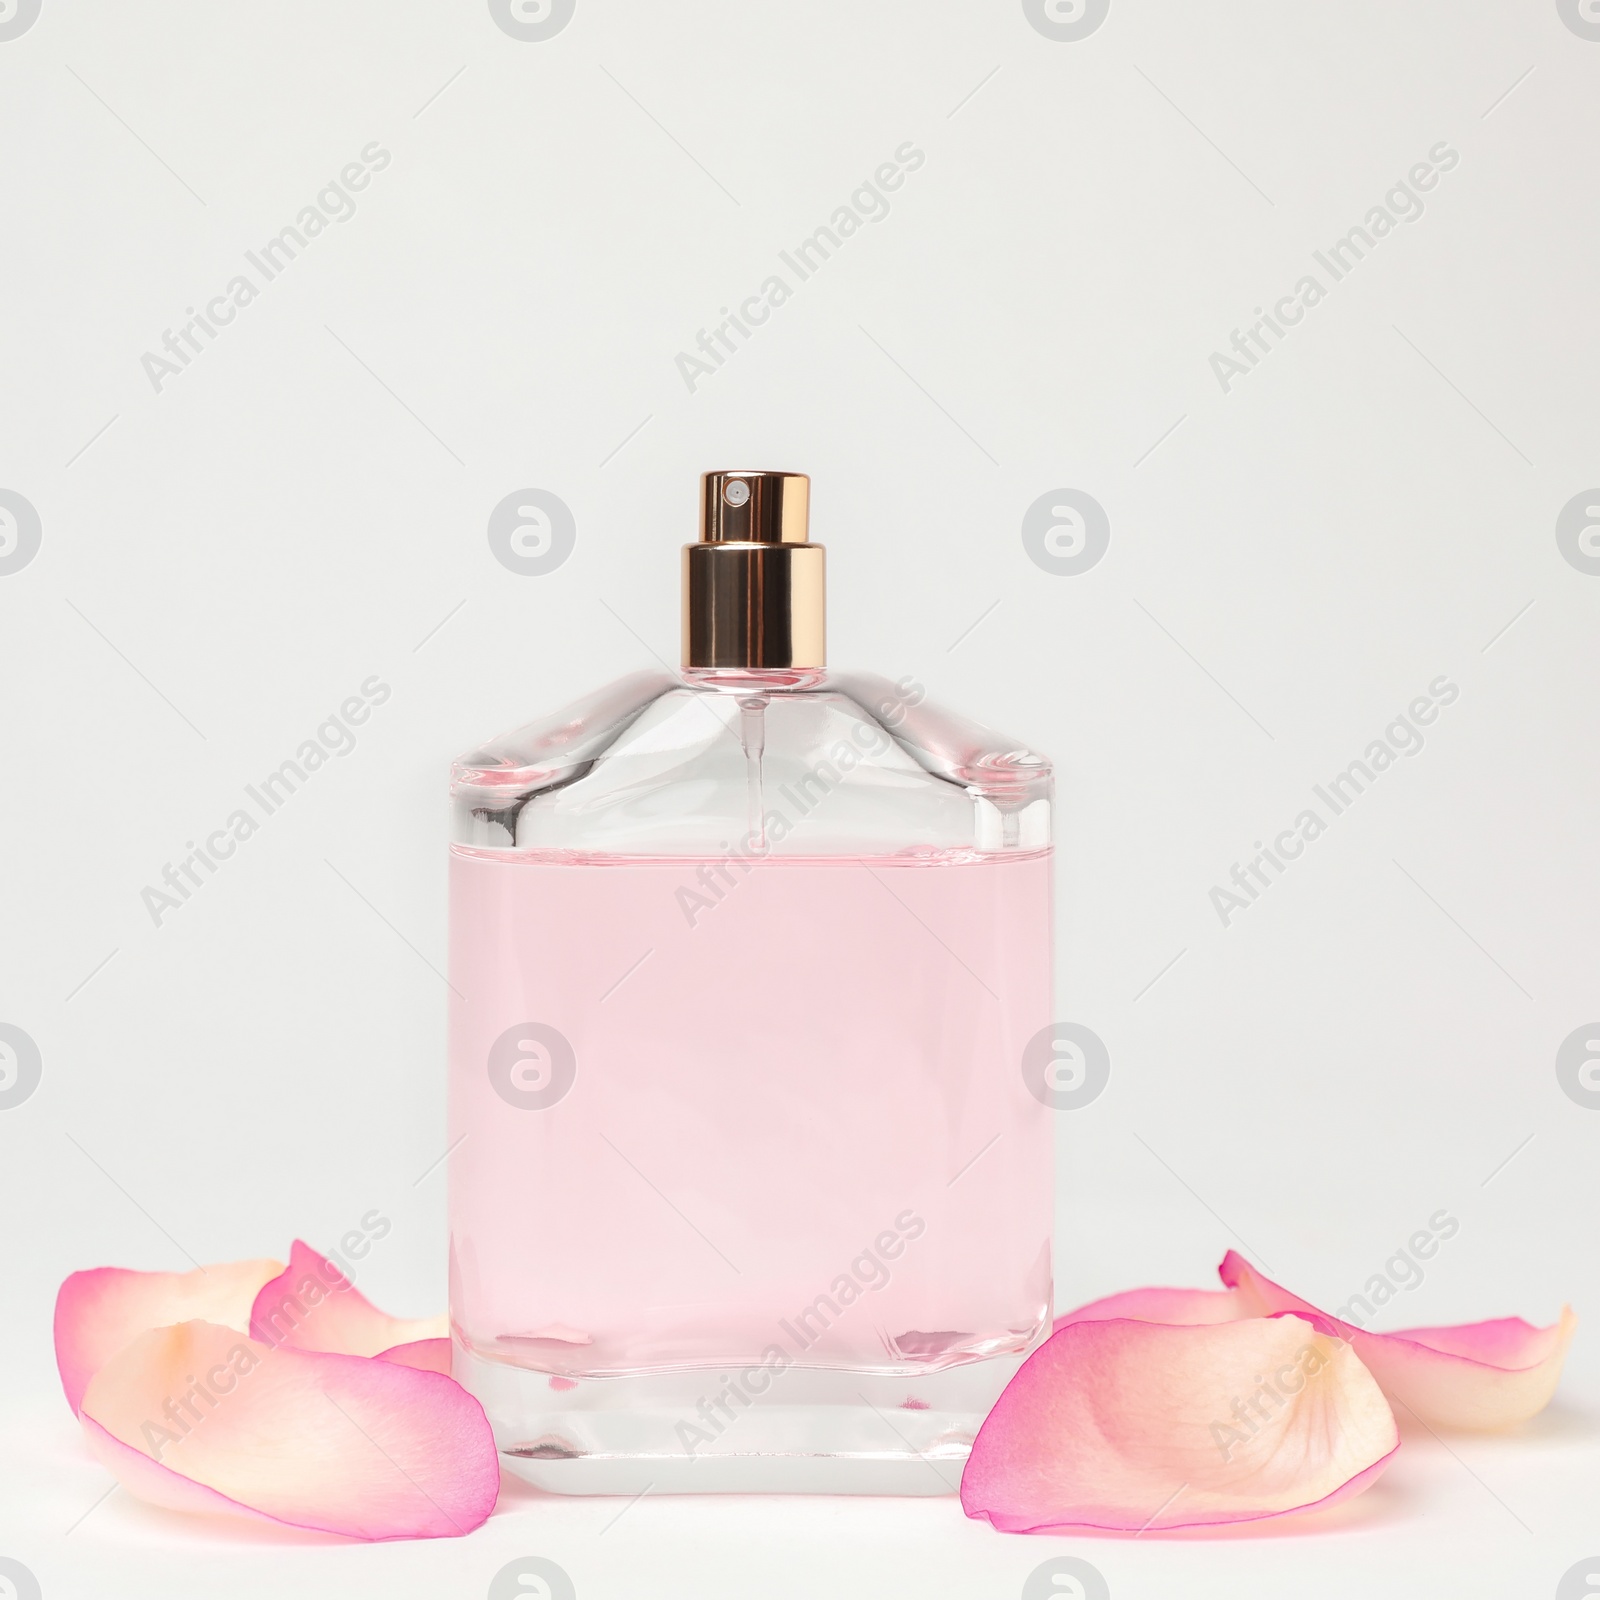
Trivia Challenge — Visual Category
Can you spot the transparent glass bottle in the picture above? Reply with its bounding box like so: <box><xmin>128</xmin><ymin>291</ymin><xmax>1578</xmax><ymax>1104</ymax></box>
<box><xmin>448</xmin><ymin>471</ymin><xmax>1053</xmax><ymax>1494</ymax></box>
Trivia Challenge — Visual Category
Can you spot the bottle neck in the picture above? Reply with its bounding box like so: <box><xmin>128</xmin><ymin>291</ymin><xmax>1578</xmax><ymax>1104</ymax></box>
<box><xmin>678</xmin><ymin>666</ymin><xmax>828</xmax><ymax>694</ymax></box>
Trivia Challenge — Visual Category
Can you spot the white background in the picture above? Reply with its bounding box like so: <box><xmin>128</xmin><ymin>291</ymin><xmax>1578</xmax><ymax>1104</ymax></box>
<box><xmin>2</xmin><ymin>1</ymin><xmax>1598</xmax><ymax>1596</ymax></box>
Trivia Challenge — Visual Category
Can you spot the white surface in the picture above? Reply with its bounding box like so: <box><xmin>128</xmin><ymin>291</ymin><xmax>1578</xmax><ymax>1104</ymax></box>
<box><xmin>1</xmin><ymin>2</ymin><xmax>1597</xmax><ymax>1596</ymax></box>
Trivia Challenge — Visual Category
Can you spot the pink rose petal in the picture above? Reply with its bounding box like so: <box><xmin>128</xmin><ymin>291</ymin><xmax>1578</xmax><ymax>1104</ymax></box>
<box><xmin>80</xmin><ymin>1320</ymin><xmax>498</xmax><ymax>1540</ymax></box>
<box><xmin>54</xmin><ymin>1259</ymin><xmax>283</xmax><ymax>1414</ymax></box>
<box><xmin>250</xmin><ymin>1241</ymin><xmax>447</xmax><ymax>1358</ymax></box>
<box><xmin>376</xmin><ymin>1338</ymin><xmax>453</xmax><ymax>1375</ymax></box>
<box><xmin>1219</xmin><ymin>1252</ymin><xmax>1576</xmax><ymax>1430</ymax></box>
<box><xmin>1055</xmin><ymin>1284</ymin><xmax>1243</xmax><ymax>1332</ymax></box>
<box><xmin>81</xmin><ymin>1414</ymin><xmax>294</xmax><ymax>1527</ymax></box>
<box><xmin>962</xmin><ymin>1313</ymin><xmax>1399</xmax><ymax>1535</ymax></box>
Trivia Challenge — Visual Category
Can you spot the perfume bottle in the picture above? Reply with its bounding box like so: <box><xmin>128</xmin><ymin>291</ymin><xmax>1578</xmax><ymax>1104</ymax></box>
<box><xmin>448</xmin><ymin>471</ymin><xmax>1053</xmax><ymax>1494</ymax></box>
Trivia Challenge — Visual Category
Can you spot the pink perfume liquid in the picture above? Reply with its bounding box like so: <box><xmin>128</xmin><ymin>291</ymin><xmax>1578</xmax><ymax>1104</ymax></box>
<box><xmin>448</xmin><ymin>844</ymin><xmax>1053</xmax><ymax>1490</ymax></box>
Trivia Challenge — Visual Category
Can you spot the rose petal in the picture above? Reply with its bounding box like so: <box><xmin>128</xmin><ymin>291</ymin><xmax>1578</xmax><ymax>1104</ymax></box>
<box><xmin>80</xmin><ymin>1320</ymin><xmax>498</xmax><ymax>1540</ymax></box>
<box><xmin>54</xmin><ymin>1259</ymin><xmax>283</xmax><ymax>1414</ymax></box>
<box><xmin>80</xmin><ymin>1414</ymin><xmax>292</xmax><ymax>1527</ymax></box>
<box><xmin>1219</xmin><ymin>1252</ymin><xmax>1576</xmax><ymax>1430</ymax></box>
<box><xmin>376</xmin><ymin>1338</ymin><xmax>453</xmax><ymax>1375</ymax></box>
<box><xmin>1381</xmin><ymin>1316</ymin><xmax>1567</xmax><ymax>1365</ymax></box>
<box><xmin>962</xmin><ymin>1313</ymin><xmax>1398</xmax><ymax>1535</ymax></box>
<box><xmin>1055</xmin><ymin>1285</ymin><xmax>1243</xmax><ymax>1332</ymax></box>
<box><xmin>250</xmin><ymin>1241</ymin><xmax>447</xmax><ymax>1358</ymax></box>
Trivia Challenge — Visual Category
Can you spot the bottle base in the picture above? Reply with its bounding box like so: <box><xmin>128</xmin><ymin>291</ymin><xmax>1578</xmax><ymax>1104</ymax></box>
<box><xmin>502</xmin><ymin>1446</ymin><xmax>969</xmax><ymax>1497</ymax></box>
<box><xmin>457</xmin><ymin>1342</ymin><xmax>1028</xmax><ymax>1497</ymax></box>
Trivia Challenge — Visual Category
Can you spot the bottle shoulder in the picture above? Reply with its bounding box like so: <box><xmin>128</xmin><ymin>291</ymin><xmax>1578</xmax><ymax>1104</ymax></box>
<box><xmin>451</xmin><ymin>669</ymin><xmax>1051</xmax><ymax>855</ymax></box>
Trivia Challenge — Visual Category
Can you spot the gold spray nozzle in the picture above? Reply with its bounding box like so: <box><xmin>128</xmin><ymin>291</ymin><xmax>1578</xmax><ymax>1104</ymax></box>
<box><xmin>683</xmin><ymin>470</ymin><xmax>824</xmax><ymax>669</ymax></box>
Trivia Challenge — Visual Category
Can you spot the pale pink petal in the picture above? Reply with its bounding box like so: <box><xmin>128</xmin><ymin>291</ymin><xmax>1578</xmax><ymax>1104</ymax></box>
<box><xmin>1055</xmin><ymin>1284</ymin><xmax>1243</xmax><ymax>1332</ymax></box>
<box><xmin>250</xmin><ymin>1241</ymin><xmax>447</xmax><ymax>1358</ymax></box>
<box><xmin>1219</xmin><ymin>1252</ymin><xmax>1577</xmax><ymax>1430</ymax></box>
<box><xmin>54</xmin><ymin>1259</ymin><xmax>283</xmax><ymax>1415</ymax></box>
<box><xmin>962</xmin><ymin>1313</ymin><xmax>1398</xmax><ymax>1535</ymax></box>
<box><xmin>80</xmin><ymin>1417</ymin><xmax>292</xmax><ymax>1528</ymax></box>
<box><xmin>1382</xmin><ymin>1316</ymin><xmax>1566</xmax><ymax>1365</ymax></box>
<box><xmin>376</xmin><ymin>1338</ymin><xmax>453</xmax><ymax>1375</ymax></box>
<box><xmin>80</xmin><ymin>1321</ymin><xmax>498</xmax><ymax>1540</ymax></box>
